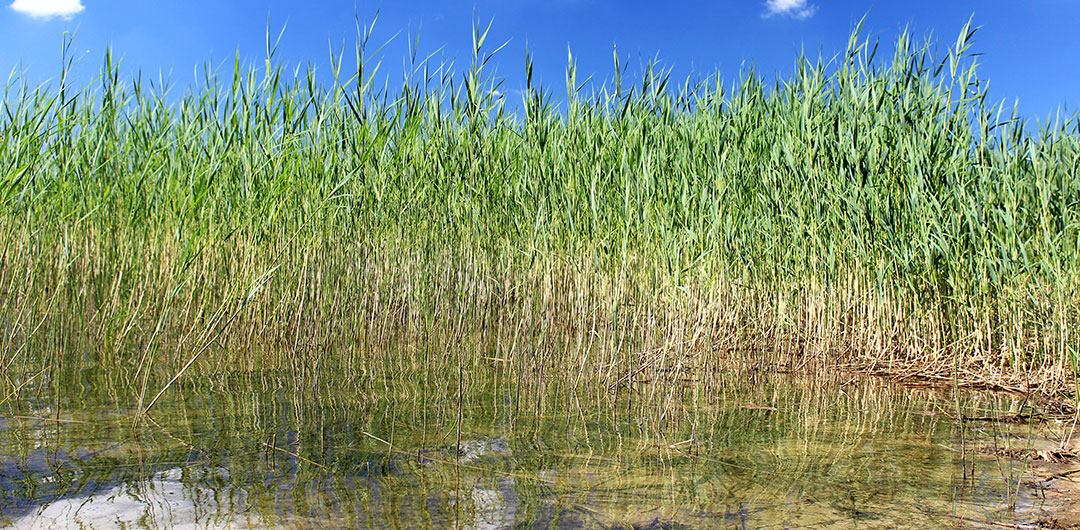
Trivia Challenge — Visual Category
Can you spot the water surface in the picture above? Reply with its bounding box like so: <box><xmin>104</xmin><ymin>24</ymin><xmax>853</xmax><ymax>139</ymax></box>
<box><xmin>0</xmin><ymin>368</ymin><xmax>1047</xmax><ymax>529</ymax></box>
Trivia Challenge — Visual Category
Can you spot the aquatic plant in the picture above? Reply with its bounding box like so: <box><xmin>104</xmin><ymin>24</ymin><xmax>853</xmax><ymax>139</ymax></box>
<box><xmin>0</xmin><ymin>18</ymin><xmax>1077</xmax><ymax>407</ymax></box>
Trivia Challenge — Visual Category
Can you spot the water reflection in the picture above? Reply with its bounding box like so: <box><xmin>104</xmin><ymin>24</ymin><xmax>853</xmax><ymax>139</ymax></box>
<box><xmin>10</xmin><ymin>468</ymin><xmax>262</xmax><ymax>530</ymax></box>
<box><xmin>0</xmin><ymin>369</ymin><xmax>1046</xmax><ymax>529</ymax></box>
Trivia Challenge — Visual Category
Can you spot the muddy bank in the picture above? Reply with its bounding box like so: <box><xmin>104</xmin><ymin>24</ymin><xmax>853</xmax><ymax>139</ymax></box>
<box><xmin>977</xmin><ymin>428</ymin><xmax>1080</xmax><ymax>529</ymax></box>
<box><xmin>1030</xmin><ymin>450</ymin><xmax>1080</xmax><ymax>529</ymax></box>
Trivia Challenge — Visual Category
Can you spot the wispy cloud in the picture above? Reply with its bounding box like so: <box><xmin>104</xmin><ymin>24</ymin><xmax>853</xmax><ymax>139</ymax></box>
<box><xmin>763</xmin><ymin>0</ymin><xmax>816</xmax><ymax>19</ymax></box>
<box><xmin>10</xmin><ymin>0</ymin><xmax>85</xmax><ymax>19</ymax></box>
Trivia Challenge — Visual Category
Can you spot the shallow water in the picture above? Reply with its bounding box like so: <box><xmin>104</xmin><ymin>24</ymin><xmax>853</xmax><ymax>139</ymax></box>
<box><xmin>0</xmin><ymin>367</ymin><xmax>1051</xmax><ymax>529</ymax></box>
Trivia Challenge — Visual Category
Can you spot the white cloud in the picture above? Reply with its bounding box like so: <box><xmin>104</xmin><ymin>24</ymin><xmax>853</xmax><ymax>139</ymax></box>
<box><xmin>10</xmin><ymin>0</ymin><xmax>85</xmax><ymax>19</ymax></box>
<box><xmin>763</xmin><ymin>0</ymin><xmax>817</xmax><ymax>19</ymax></box>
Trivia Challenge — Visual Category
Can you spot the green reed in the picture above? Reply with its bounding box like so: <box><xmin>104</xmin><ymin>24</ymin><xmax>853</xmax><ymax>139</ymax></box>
<box><xmin>0</xmin><ymin>18</ymin><xmax>1077</xmax><ymax>405</ymax></box>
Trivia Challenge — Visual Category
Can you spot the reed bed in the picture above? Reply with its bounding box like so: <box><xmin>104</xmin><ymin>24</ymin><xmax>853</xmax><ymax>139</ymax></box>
<box><xmin>1</xmin><ymin>19</ymin><xmax>1078</xmax><ymax>406</ymax></box>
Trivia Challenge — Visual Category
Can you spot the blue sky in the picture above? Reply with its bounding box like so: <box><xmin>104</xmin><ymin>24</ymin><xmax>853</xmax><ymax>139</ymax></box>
<box><xmin>2</xmin><ymin>0</ymin><xmax>1078</xmax><ymax>120</ymax></box>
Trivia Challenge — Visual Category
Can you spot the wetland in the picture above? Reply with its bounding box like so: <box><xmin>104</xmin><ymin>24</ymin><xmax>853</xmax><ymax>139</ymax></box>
<box><xmin>0</xmin><ymin>367</ymin><xmax>1064</xmax><ymax>529</ymax></box>
<box><xmin>2</xmin><ymin>18</ymin><xmax>1079</xmax><ymax>529</ymax></box>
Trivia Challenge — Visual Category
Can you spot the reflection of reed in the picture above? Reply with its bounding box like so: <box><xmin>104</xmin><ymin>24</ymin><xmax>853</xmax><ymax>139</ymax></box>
<box><xmin>0</xmin><ymin>368</ymin><xmax>1033</xmax><ymax>529</ymax></box>
<box><xmin>8</xmin><ymin>467</ymin><xmax>260</xmax><ymax>530</ymax></box>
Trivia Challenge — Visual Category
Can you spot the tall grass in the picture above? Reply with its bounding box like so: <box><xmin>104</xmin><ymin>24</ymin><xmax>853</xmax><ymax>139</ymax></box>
<box><xmin>1</xmin><ymin>19</ymin><xmax>1077</xmax><ymax>405</ymax></box>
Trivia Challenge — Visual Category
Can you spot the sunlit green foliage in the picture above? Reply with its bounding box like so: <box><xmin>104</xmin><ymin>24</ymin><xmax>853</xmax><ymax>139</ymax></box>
<box><xmin>0</xmin><ymin>18</ymin><xmax>1077</xmax><ymax>399</ymax></box>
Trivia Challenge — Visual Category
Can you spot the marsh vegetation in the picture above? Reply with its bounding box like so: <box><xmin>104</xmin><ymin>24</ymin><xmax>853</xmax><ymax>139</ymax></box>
<box><xmin>0</xmin><ymin>17</ymin><xmax>1078</xmax><ymax>528</ymax></box>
